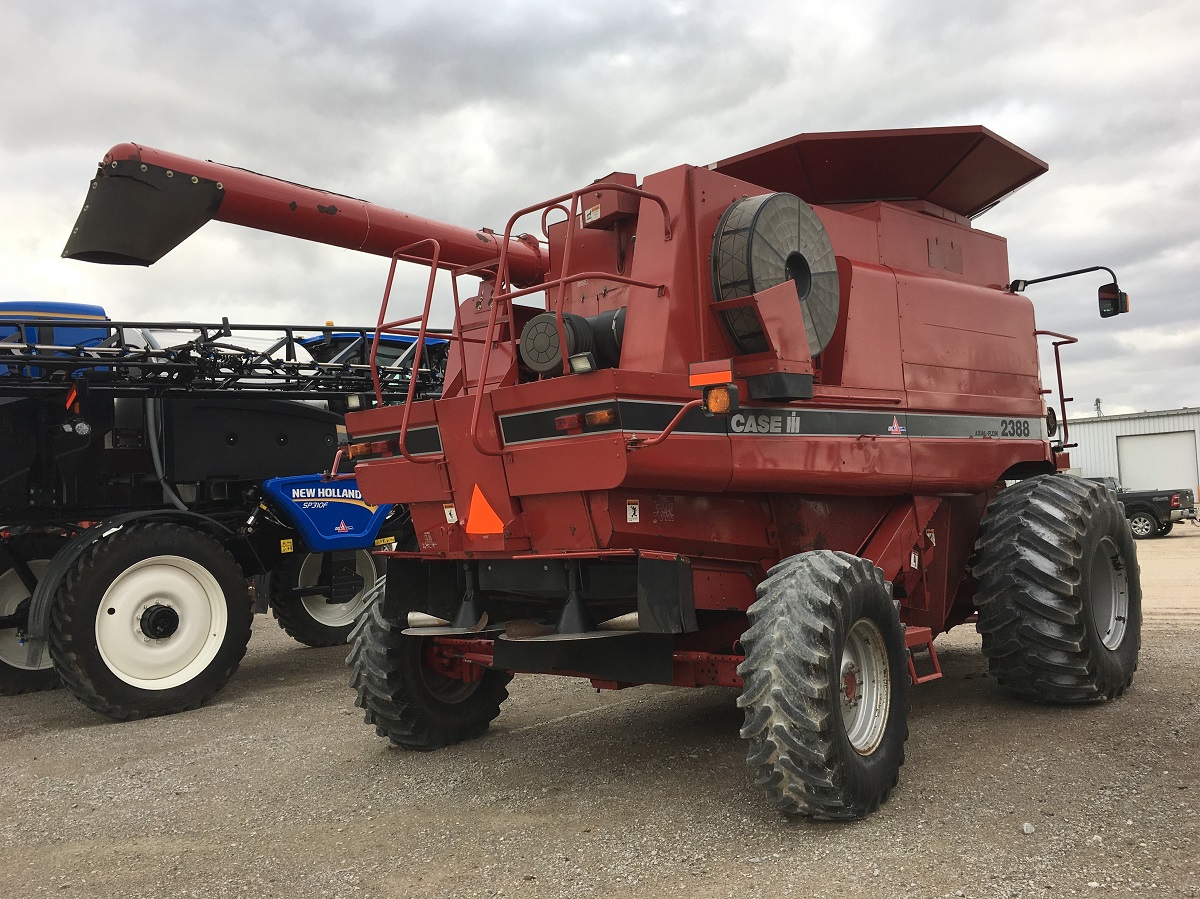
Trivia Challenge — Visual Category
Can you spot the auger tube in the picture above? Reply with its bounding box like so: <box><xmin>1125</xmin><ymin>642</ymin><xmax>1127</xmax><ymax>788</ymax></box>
<box><xmin>62</xmin><ymin>143</ymin><xmax>544</xmax><ymax>285</ymax></box>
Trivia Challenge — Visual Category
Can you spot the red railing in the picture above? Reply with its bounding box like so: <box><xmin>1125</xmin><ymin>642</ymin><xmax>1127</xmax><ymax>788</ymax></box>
<box><xmin>368</xmin><ymin>181</ymin><xmax>673</xmax><ymax>461</ymax></box>
<box><xmin>1035</xmin><ymin>329</ymin><xmax>1079</xmax><ymax>449</ymax></box>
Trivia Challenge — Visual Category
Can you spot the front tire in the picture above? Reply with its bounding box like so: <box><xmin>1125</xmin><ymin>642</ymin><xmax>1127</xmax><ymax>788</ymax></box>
<box><xmin>737</xmin><ymin>551</ymin><xmax>910</xmax><ymax>819</ymax></box>
<box><xmin>348</xmin><ymin>582</ymin><xmax>511</xmax><ymax>750</ymax></box>
<box><xmin>972</xmin><ymin>474</ymin><xmax>1141</xmax><ymax>703</ymax></box>
<box><xmin>0</xmin><ymin>533</ymin><xmax>67</xmax><ymax>695</ymax></box>
<box><xmin>270</xmin><ymin>549</ymin><xmax>381</xmax><ymax>647</ymax></box>
<box><xmin>48</xmin><ymin>523</ymin><xmax>254</xmax><ymax>720</ymax></box>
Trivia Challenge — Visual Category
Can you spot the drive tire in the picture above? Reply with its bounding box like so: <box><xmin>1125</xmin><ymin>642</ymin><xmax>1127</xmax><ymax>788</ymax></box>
<box><xmin>270</xmin><ymin>549</ymin><xmax>381</xmax><ymax>647</ymax></box>
<box><xmin>348</xmin><ymin>581</ymin><xmax>511</xmax><ymax>750</ymax></box>
<box><xmin>973</xmin><ymin>474</ymin><xmax>1141</xmax><ymax>703</ymax></box>
<box><xmin>1127</xmin><ymin>511</ymin><xmax>1159</xmax><ymax>540</ymax></box>
<box><xmin>736</xmin><ymin>550</ymin><xmax>910</xmax><ymax>819</ymax></box>
<box><xmin>0</xmin><ymin>533</ymin><xmax>67</xmax><ymax>695</ymax></box>
<box><xmin>48</xmin><ymin>523</ymin><xmax>253</xmax><ymax>720</ymax></box>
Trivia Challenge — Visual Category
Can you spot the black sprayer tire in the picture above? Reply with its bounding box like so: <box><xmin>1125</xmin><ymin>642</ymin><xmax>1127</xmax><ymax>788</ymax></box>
<box><xmin>972</xmin><ymin>474</ymin><xmax>1141</xmax><ymax>703</ymax></box>
<box><xmin>0</xmin><ymin>533</ymin><xmax>67</xmax><ymax>695</ymax></box>
<box><xmin>48</xmin><ymin>523</ymin><xmax>254</xmax><ymax>720</ymax></box>
<box><xmin>348</xmin><ymin>581</ymin><xmax>511</xmax><ymax>750</ymax></box>
<box><xmin>736</xmin><ymin>550</ymin><xmax>910</xmax><ymax>819</ymax></box>
<box><xmin>270</xmin><ymin>549</ymin><xmax>381</xmax><ymax>647</ymax></box>
<box><xmin>1127</xmin><ymin>511</ymin><xmax>1159</xmax><ymax>540</ymax></box>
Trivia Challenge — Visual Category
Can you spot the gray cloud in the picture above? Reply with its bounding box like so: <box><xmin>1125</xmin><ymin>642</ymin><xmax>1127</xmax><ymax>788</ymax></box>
<box><xmin>2</xmin><ymin>0</ymin><xmax>1197</xmax><ymax>415</ymax></box>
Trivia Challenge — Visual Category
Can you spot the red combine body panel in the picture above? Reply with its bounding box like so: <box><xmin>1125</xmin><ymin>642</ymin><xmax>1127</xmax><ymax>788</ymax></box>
<box><xmin>65</xmin><ymin>126</ymin><xmax>1140</xmax><ymax>819</ymax></box>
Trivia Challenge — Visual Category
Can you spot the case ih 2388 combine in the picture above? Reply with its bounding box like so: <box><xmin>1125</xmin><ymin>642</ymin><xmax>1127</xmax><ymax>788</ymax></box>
<box><xmin>64</xmin><ymin>126</ymin><xmax>1138</xmax><ymax>818</ymax></box>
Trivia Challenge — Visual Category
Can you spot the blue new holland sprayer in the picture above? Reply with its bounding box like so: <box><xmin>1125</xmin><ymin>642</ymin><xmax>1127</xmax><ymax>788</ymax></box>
<box><xmin>0</xmin><ymin>302</ymin><xmax>442</xmax><ymax>719</ymax></box>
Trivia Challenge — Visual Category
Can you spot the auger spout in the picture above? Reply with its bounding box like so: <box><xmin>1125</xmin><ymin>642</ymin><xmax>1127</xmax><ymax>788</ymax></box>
<box><xmin>62</xmin><ymin>142</ymin><xmax>544</xmax><ymax>285</ymax></box>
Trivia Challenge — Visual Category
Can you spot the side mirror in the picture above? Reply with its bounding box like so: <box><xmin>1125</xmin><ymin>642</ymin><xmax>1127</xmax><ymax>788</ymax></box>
<box><xmin>1098</xmin><ymin>282</ymin><xmax>1129</xmax><ymax>318</ymax></box>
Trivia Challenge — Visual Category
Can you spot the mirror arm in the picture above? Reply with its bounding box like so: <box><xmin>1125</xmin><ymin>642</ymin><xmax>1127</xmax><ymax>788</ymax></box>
<box><xmin>1008</xmin><ymin>265</ymin><xmax>1119</xmax><ymax>293</ymax></box>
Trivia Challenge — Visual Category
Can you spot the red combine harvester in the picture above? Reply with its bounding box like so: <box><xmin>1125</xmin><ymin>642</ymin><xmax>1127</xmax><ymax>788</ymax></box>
<box><xmin>64</xmin><ymin>127</ymin><xmax>1138</xmax><ymax>818</ymax></box>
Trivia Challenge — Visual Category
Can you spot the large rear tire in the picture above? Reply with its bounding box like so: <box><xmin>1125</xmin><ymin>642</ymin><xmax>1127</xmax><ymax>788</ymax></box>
<box><xmin>48</xmin><ymin>523</ymin><xmax>254</xmax><ymax>720</ymax></box>
<box><xmin>270</xmin><ymin>549</ymin><xmax>380</xmax><ymax>647</ymax></box>
<box><xmin>348</xmin><ymin>582</ymin><xmax>511</xmax><ymax>750</ymax></box>
<box><xmin>972</xmin><ymin>474</ymin><xmax>1141</xmax><ymax>703</ymax></box>
<box><xmin>0</xmin><ymin>533</ymin><xmax>67</xmax><ymax>695</ymax></box>
<box><xmin>737</xmin><ymin>551</ymin><xmax>910</xmax><ymax>819</ymax></box>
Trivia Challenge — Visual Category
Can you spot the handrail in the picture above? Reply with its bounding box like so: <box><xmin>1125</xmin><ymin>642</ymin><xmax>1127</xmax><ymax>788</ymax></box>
<box><xmin>625</xmin><ymin>399</ymin><xmax>705</xmax><ymax>450</ymax></box>
<box><xmin>372</xmin><ymin>239</ymin><xmax>446</xmax><ymax>465</ymax></box>
<box><xmin>465</xmin><ymin>183</ymin><xmax>673</xmax><ymax>456</ymax></box>
<box><xmin>1035</xmin><ymin>329</ymin><xmax>1079</xmax><ymax>449</ymax></box>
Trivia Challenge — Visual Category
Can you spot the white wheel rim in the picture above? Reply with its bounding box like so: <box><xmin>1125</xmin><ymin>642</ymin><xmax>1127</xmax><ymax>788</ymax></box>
<box><xmin>0</xmin><ymin>558</ymin><xmax>54</xmax><ymax>671</ymax></box>
<box><xmin>1090</xmin><ymin>536</ymin><xmax>1129</xmax><ymax>650</ymax></box>
<box><xmin>839</xmin><ymin>618</ymin><xmax>891</xmax><ymax>755</ymax></box>
<box><xmin>297</xmin><ymin>551</ymin><xmax>378</xmax><ymax>627</ymax></box>
<box><xmin>94</xmin><ymin>555</ymin><xmax>228</xmax><ymax>690</ymax></box>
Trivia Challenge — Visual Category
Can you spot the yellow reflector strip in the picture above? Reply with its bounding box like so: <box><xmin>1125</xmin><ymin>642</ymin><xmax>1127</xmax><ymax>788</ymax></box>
<box><xmin>465</xmin><ymin>484</ymin><xmax>505</xmax><ymax>535</ymax></box>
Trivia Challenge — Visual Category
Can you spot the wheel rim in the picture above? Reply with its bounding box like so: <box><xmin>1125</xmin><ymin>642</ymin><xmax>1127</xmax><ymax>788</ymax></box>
<box><xmin>839</xmin><ymin>618</ymin><xmax>891</xmax><ymax>755</ymax></box>
<box><xmin>418</xmin><ymin>643</ymin><xmax>481</xmax><ymax>704</ymax></box>
<box><xmin>0</xmin><ymin>559</ymin><xmax>54</xmax><ymax>671</ymax></box>
<box><xmin>1089</xmin><ymin>536</ymin><xmax>1129</xmax><ymax>650</ymax></box>
<box><xmin>1130</xmin><ymin>515</ymin><xmax>1154</xmax><ymax>537</ymax></box>
<box><xmin>297</xmin><ymin>551</ymin><xmax>377</xmax><ymax>627</ymax></box>
<box><xmin>94</xmin><ymin>555</ymin><xmax>228</xmax><ymax>690</ymax></box>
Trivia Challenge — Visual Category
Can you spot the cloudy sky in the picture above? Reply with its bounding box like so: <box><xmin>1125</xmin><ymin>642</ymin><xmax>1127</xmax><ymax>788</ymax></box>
<box><xmin>2</xmin><ymin>0</ymin><xmax>1197</xmax><ymax>417</ymax></box>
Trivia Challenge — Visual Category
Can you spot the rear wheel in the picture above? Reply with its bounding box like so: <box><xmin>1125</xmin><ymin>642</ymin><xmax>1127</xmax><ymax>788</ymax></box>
<box><xmin>270</xmin><ymin>549</ymin><xmax>380</xmax><ymax>647</ymax></box>
<box><xmin>0</xmin><ymin>533</ymin><xmax>67</xmax><ymax>695</ymax></box>
<box><xmin>973</xmin><ymin>474</ymin><xmax>1141</xmax><ymax>703</ymax></box>
<box><xmin>1158</xmin><ymin>522</ymin><xmax>1174</xmax><ymax>536</ymax></box>
<box><xmin>1127</xmin><ymin>511</ymin><xmax>1159</xmax><ymax>539</ymax></box>
<box><xmin>48</xmin><ymin>523</ymin><xmax>253</xmax><ymax>719</ymax></box>
<box><xmin>736</xmin><ymin>551</ymin><xmax>909</xmax><ymax>819</ymax></box>
<box><xmin>348</xmin><ymin>581</ymin><xmax>511</xmax><ymax>750</ymax></box>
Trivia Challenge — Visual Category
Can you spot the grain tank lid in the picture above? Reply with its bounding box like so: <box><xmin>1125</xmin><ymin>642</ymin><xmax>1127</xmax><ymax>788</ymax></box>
<box><xmin>709</xmin><ymin>126</ymin><xmax>1048</xmax><ymax>218</ymax></box>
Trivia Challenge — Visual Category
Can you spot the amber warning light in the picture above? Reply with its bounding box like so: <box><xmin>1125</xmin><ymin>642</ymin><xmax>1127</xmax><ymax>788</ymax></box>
<box><xmin>689</xmin><ymin>360</ymin><xmax>738</xmax><ymax>415</ymax></box>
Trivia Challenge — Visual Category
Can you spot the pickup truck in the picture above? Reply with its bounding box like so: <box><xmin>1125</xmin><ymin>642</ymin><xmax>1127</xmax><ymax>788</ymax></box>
<box><xmin>1087</xmin><ymin>477</ymin><xmax>1199</xmax><ymax>539</ymax></box>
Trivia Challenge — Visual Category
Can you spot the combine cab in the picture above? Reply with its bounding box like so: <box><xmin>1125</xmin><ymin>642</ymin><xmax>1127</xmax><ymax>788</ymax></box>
<box><xmin>63</xmin><ymin>128</ymin><xmax>1139</xmax><ymax>816</ymax></box>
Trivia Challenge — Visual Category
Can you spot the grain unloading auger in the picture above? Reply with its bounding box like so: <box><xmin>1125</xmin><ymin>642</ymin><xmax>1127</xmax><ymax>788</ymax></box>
<box><xmin>66</xmin><ymin>127</ymin><xmax>1138</xmax><ymax>818</ymax></box>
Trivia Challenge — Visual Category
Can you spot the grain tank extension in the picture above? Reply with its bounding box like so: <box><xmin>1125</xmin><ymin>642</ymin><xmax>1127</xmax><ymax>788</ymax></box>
<box><xmin>65</xmin><ymin>127</ymin><xmax>1139</xmax><ymax>818</ymax></box>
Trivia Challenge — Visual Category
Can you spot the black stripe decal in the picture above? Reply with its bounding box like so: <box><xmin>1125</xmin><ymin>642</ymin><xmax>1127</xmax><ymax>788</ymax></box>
<box><xmin>499</xmin><ymin>401</ymin><xmax>1047</xmax><ymax>444</ymax></box>
<box><xmin>354</xmin><ymin>425</ymin><xmax>443</xmax><ymax>455</ymax></box>
<box><xmin>500</xmin><ymin>400</ymin><xmax>725</xmax><ymax>445</ymax></box>
<box><xmin>728</xmin><ymin>409</ymin><xmax>1047</xmax><ymax>440</ymax></box>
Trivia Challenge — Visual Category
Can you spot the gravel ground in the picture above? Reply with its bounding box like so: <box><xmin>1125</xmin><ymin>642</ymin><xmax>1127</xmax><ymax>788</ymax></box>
<box><xmin>3</xmin><ymin>529</ymin><xmax>1198</xmax><ymax>899</ymax></box>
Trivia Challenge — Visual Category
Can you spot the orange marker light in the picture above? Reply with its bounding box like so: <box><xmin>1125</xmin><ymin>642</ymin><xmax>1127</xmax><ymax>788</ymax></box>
<box><xmin>584</xmin><ymin>408</ymin><xmax>617</xmax><ymax>427</ymax></box>
<box><xmin>703</xmin><ymin>384</ymin><xmax>739</xmax><ymax>416</ymax></box>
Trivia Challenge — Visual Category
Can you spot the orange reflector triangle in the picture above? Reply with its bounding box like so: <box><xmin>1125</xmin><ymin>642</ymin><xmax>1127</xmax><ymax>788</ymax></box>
<box><xmin>465</xmin><ymin>484</ymin><xmax>505</xmax><ymax>535</ymax></box>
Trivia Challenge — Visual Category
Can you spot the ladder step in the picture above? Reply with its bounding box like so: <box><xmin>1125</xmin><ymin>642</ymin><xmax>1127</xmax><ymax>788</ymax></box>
<box><xmin>904</xmin><ymin>625</ymin><xmax>943</xmax><ymax>684</ymax></box>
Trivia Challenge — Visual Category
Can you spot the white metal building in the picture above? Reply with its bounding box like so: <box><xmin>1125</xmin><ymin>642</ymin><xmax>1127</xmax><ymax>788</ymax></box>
<box><xmin>1066</xmin><ymin>407</ymin><xmax>1200</xmax><ymax>494</ymax></box>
